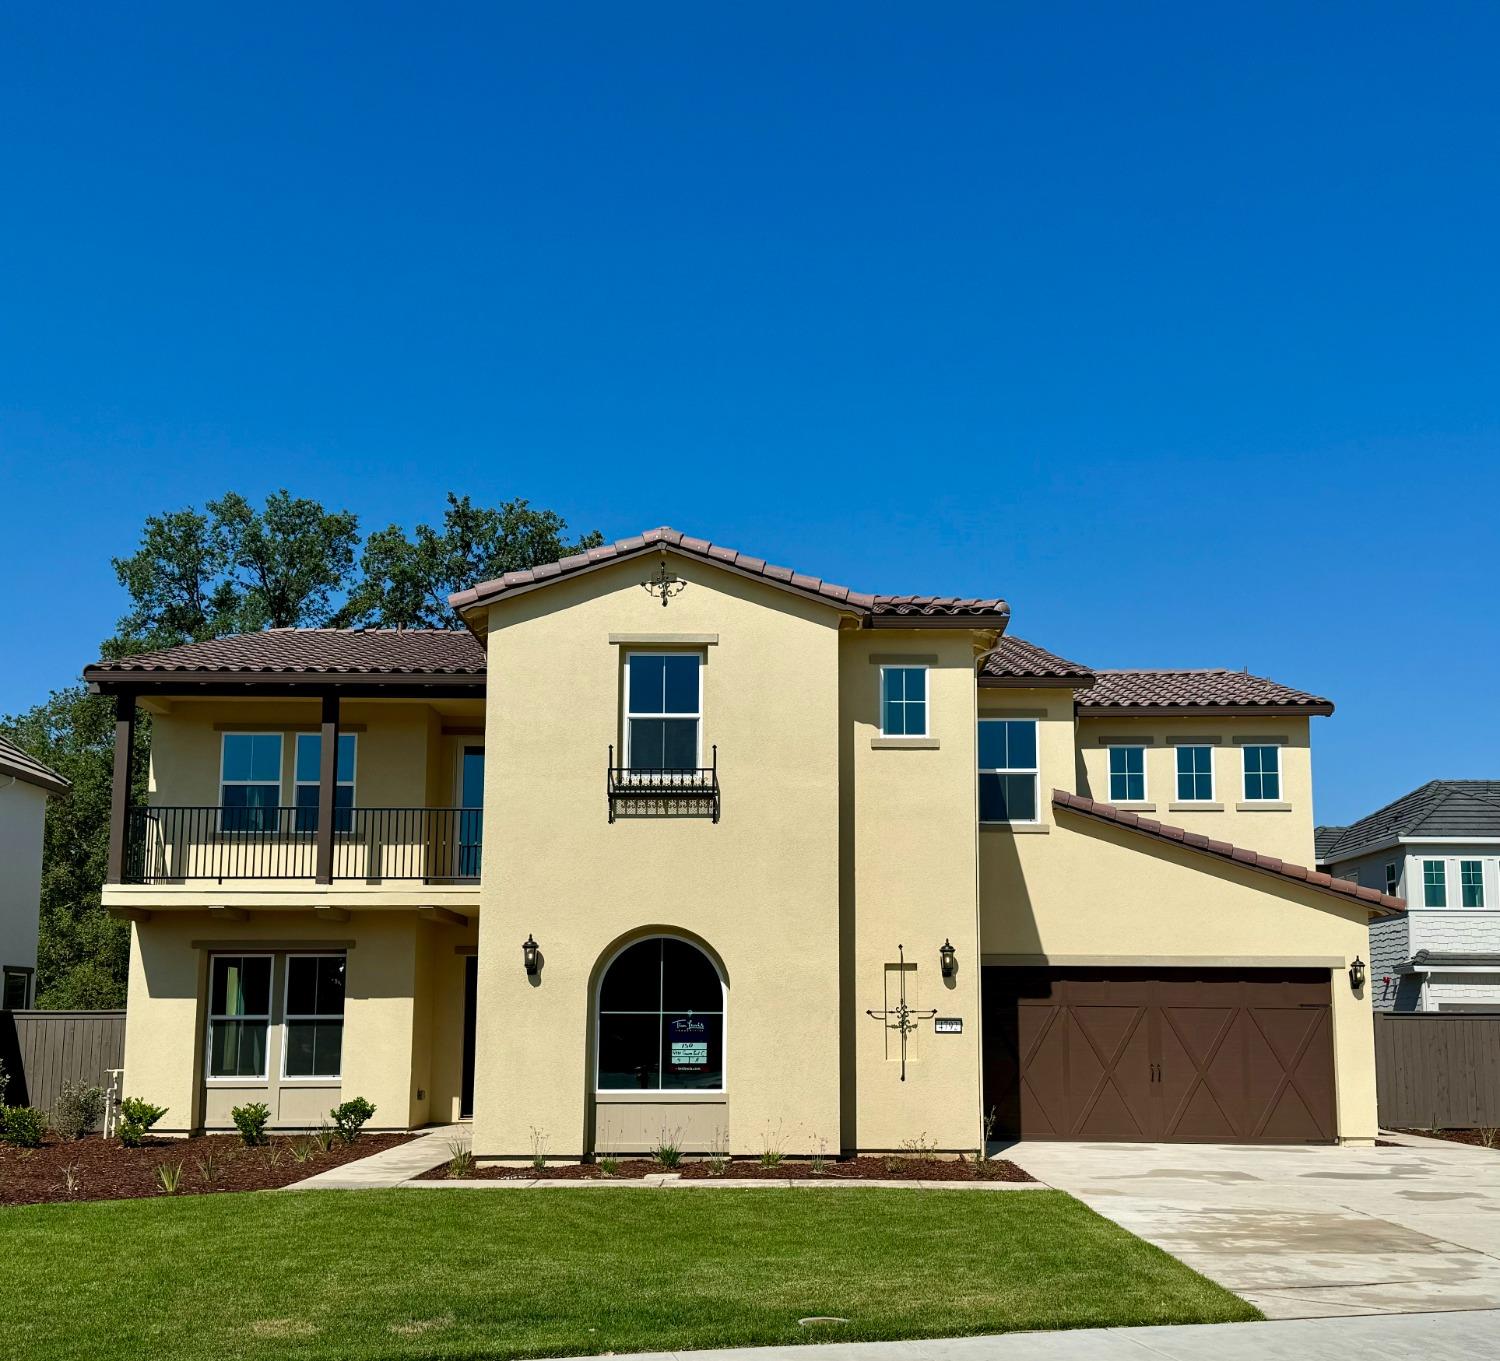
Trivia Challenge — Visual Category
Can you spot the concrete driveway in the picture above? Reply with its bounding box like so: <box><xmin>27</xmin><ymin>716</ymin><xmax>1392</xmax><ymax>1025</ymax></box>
<box><xmin>1004</xmin><ymin>1135</ymin><xmax>1500</xmax><ymax>1320</ymax></box>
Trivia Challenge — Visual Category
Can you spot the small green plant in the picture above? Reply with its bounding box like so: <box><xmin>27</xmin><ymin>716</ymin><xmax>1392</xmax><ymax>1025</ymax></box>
<box><xmin>446</xmin><ymin>1138</ymin><xmax>474</xmax><ymax>1179</ymax></box>
<box><xmin>759</xmin><ymin>1119</ymin><xmax>784</xmax><ymax>1168</ymax></box>
<box><xmin>231</xmin><ymin>1101</ymin><xmax>271</xmax><ymax>1147</ymax></box>
<box><xmin>899</xmin><ymin>1132</ymin><xmax>936</xmax><ymax>1158</ymax></box>
<box><xmin>195</xmin><ymin>1151</ymin><xmax>221</xmax><ymax>1184</ymax></box>
<box><xmin>0</xmin><ymin>1057</ymin><xmax>10</xmax><ymax>1106</ymax></box>
<box><xmin>652</xmin><ymin>1135</ymin><xmax>682</xmax><ymax>1169</ymax></box>
<box><xmin>810</xmin><ymin>1134</ymin><xmax>828</xmax><ymax>1176</ymax></box>
<box><xmin>288</xmin><ymin>1137</ymin><xmax>316</xmax><ymax>1164</ymax></box>
<box><xmin>156</xmin><ymin>1160</ymin><xmax>184</xmax><ymax>1194</ymax></box>
<box><xmin>119</xmin><ymin>1098</ymin><xmax>168</xmax><ymax>1147</ymax></box>
<box><xmin>529</xmin><ymin>1125</ymin><xmax>549</xmax><ymax>1171</ymax></box>
<box><xmin>330</xmin><ymin>1097</ymin><xmax>375</xmax><ymax>1145</ymax></box>
<box><xmin>1</xmin><ymin>1105</ymin><xmax>48</xmax><ymax>1148</ymax></box>
<box><xmin>311</xmin><ymin>1123</ymin><xmax>336</xmax><ymax>1154</ymax></box>
<box><xmin>51</xmin><ymin>1083</ymin><xmax>106</xmax><ymax>1142</ymax></box>
<box><xmin>705</xmin><ymin>1128</ymin><xmax>729</xmax><ymax>1176</ymax></box>
<box><xmin>597</xmin><ymin>1156</ymin><xmax>620</xmax><ymax>1177</ymax></box>
<box><xmin>261</xmin><ymin>1142</ymin><xmax>284</xmax><ymax>1169</ymax></box>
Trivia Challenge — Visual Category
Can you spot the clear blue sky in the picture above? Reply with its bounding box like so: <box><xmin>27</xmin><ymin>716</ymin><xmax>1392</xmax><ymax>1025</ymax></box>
<box><xmin>1</xmin><ymin>3</ymin><xmax>1496</xmax><ymax>825</ymax></box>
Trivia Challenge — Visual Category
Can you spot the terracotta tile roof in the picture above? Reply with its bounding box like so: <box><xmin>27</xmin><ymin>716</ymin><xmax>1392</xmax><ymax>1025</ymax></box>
<box><xmin>979</xmin><ymin>636</ymin><xmax>1095</xmax><ymax>686</ymax></box>
<box><xmin>448</xmin><ymin>527</ymin><xmax>1010</xmax><ymax>626</ymax></box>
<box><xmin>84</xmin><ymin>629</ymin><xmax>485</xmax><ymax>682</ymax></box>
<box><xmin>1076</xmin><ymin>668</ymin><xmax>1333</xmax><ymax>714</ymax></box>
<box><xmin>1052</xmin><ymin>789</ymin><xmax>1405</xmax><ymax>916</ymax></box>
<box><xmin>0</xmin><ymin>734</ymin><xmax>70</xmax><ymax>796</ymax></box>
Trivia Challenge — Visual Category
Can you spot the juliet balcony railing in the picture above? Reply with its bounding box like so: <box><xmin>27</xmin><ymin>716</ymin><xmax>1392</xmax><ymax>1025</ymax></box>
<box><xmin>607</xmin><ymin>745</ymin><xmax>720</xmax><ymax>823</ymax></box>
<box><xmin>121</xmin><ymin>806</ymin><xmax>483</xmax><ymax>885</ymax></box>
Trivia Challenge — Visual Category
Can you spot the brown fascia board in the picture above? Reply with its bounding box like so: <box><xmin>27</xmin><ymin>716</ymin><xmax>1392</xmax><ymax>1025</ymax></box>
<box><xmin>864</xmin><ymin>613</ymin><xmax>1011</xmax><ymax>630</ymax></box>
<box><xmin>1075</xmin><ymin>702</ymin><xmax>1334</xmax><ymax>719</ymax></box>
<box><xmin>980</xmin><ymin>674</ymin><xmax>1097</xmax><ymax>690</ymax></box>
<box><xmin>83</xmin><ymin>670</ymin><xmax>484</xmax><ymax>698</ymax></box>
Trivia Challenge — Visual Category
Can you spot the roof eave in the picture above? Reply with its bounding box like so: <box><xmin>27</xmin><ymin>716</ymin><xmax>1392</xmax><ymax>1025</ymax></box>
<box><xmin>979</xmin><ymin>674</ymin><xmax>1096</xmax><ymax>689</ymax></box>
<box><xmin>1075</xmin><ymin>702</ymin><xmax>1334</xmax><ymax>719</ymax></box>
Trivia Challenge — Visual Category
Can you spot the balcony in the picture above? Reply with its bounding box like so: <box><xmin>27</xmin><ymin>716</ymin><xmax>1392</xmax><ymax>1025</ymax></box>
<box><xmin>122</xmin><ymin>806</ymin><xmax>482</xmax><ymax>885</ymax></box>
<box><xmin>607</xmin><ymin>745</ymin><xmax>720</xmax><ymax>823</ymax></box>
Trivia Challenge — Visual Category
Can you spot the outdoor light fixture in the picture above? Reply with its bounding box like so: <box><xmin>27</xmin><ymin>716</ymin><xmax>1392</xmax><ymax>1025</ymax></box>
<box><xmin>1349</xmin><ymin>956</ymin><xmax>1366</xmax><ymax>991</ymax></box>
<box><xmin>939</xmin><ymin>939</ymin><xmax>958</xmax><ymax>979</ymax></box>
<box><xmin>522</xmin><ymin>934</ymin><xmax>541</xmax><ymax>976</ymax></box>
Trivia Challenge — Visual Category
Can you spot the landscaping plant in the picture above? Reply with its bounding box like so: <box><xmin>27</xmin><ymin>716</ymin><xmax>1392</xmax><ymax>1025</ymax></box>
<box><xmin>446</xmin><ymin>1138</ymin><xmax>474</xmax><ymax>1179</ymax></box>
<box><xmin>231</xmin><ymin>1101</ymin><xmax>271</xmax><ymax>1146</ymax></box>
<box><xmin>651</xmin><ymin>1137</ymin><xmax>682</xmax><ymax>1169</ymax></box>
<box><xmin>154</xmin><ymin>1160</ymin><xmax>183</xmax><ymax>1194</ymax></box>
<box><xmin>1</xmin><ymin>1105</ymin><xmax>49</xmax><ymax>1148</ymax></box>
<box><xmin>597</xmin><ymin>1156</ymin><xmax>620</xmax><ymax>1177</ymax></box>
<box><xmin>118</xmin><ymin>1098</ymin><xmax>168</xmax><ymax>1147</ymax></box>
<box><xmin>529</xmin><ymin>1125</ymin><xmax>549</xmax><ymax>1171</ymax></box>
<box><xmin>330</xmin><ymin>1097</ymin><xmax>375</xmax><ymax>1145</ymax></box>
<box><xmin>288</xmin><ymin>1137</ymin><xmax>316</xmax><ymax>1164</ymax></box>
<box><xmin>51</xmin><ymin>1083</ymin><xmax>106</xmax><ymax>1141</ymax></box>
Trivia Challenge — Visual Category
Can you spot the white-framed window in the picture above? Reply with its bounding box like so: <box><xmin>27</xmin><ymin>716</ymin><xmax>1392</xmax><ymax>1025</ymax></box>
<box><xmin>624</xmin><ymin>653</ymin><xmax>702</xmax><ymax>771</ymax></box>
<box><xmin>1176</xmin><ymin>746</ymin><xmax>1214</xmax><ymax>801</ymax></box>
<box><xmin>1107</xmin><ymin>746</ymin><xmax>1146</xmax><ymax>802</ymax></box>
<box><xmin>219</xmin><ymin>733</ymin><xmax>283</xmax><ymax>832</ymax></box>
<box><xmin>282</xmin><ymin>954</ymin><xmax>347</xmax><ymax>1079</ymax></box>
<box><xmin>1423</xmin><ymin>860</ymin><xmax>1447</xmax><ymax>908</ymax></box>
<box><xmin>207</xmin><ymin>954</ymin><xmax>272</xmax><ymax>1079</ymax></box>
<box><xmin>880</xmin><ymin>666</ymin><xmax>928</xmax><ymax>737</ymax></box>
<box><xmin>1461</xmin><ymin>861</ymin><xmax>1486</xmax><ymax>909</ymax></box>
<box><xmin>293</xmin><ymin>733</ymin><xmax>357</xmax><ymax>833</ymax></box>
<box><xmin>596</xmin><ymin>936</ymin><xmax>725</xmax><ymax>1093</ymax></box>
<box><xmin>978</xmin><ymin>719</ymin><xmax>1039</xmax><ymax>823</ymax></box>
<box><xmin>1385</xmin><ymin>863</ymin><xmax>1399</xmax><ymax>897</ymax></box>
<box><xmin>1242</xmin><ymin>744</ymin><xmax>1282</xmax><ymax>801</ymax></box>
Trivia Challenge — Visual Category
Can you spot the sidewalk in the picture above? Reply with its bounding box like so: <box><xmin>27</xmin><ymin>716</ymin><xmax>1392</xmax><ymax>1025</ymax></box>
<box><xmin>280</xmin><ymin>1124</ymin><xmax>465</xmax><ymax>1189</ymax></box>
<box><xmin>551</xmin><ymin>1309</ymin><xmax>1500</xmax><ymax>1361</ymax></box>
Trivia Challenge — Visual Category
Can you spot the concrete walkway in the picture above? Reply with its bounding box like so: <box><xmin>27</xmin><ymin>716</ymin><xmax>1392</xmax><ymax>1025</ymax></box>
<box><xmin>281</xmin><ymin>1124</ymin><xmax>466</xmax><ymax>1189</ymax></box>
<box><xmin>1003</xmin><ymin>1137</ymin><xmax>1500</xmax><ymax>1319</ymax></box>
<box><xmin>551</xmin><ymin>1310</ymin><xmax>1500</xmax><ymax>1360</ymax></box>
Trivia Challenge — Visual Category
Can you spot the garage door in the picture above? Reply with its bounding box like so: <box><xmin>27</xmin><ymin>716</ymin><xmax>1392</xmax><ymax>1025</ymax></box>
<box><xmin>982</xmin><ymin>968</ymin><xmax>1336</xmax><ymax>1143</ymax></box>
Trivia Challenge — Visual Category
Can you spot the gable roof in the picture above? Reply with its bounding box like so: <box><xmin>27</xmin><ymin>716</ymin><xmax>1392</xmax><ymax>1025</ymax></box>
<box><xmin>1317</xmin><ymin>781</ymin><xmax>1500</xmax><ymax>863</ymax></box>
<box><xmin>448</xmin><ymin>527</ymin><xmax>1010</xmax><ymax>634</ymax></box>
<box><xmin>1053</xmin><ymin>788</ymin><xmax>1404</xmax><ymax>916</ymax></box>
<box><xmin>0</xmin><ymin>734</ymin><xmax>70</xmax><ymax>796</ymax></box>
<box><xmin>1076</xmin><ymin>669</ymin><xmax>1333</xmax><ymax>715</ymax></box>
<box><xmin>979</xmin><ymin>637</ymin><xmax>1096</xmax><ymax>687</ymax></box>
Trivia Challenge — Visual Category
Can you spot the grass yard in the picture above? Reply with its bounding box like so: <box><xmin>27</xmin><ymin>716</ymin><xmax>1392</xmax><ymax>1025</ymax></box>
<box><xmin>0</xmin><ymin>1188</ymin><xmax>1258</xmax><ymax>1361</ymax></box>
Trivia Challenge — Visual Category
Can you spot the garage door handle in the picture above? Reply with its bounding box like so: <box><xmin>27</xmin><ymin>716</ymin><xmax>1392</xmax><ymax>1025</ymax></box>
<box><xmin>1149</xmin><ymin>1063</ymin><xmax>1161</xmax><ymax>1083</ymax></box>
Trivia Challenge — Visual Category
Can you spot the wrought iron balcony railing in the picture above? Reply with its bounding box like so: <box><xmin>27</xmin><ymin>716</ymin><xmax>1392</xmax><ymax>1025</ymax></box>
<box><xmin>607</xmin><ymin>745</ymin><xmax>720</xmax><ymax>823</ymax></box>
<box><xmin>122</xmin><ymin>806</ymin><xmax>483</xmax><ymax>884</ymax></box>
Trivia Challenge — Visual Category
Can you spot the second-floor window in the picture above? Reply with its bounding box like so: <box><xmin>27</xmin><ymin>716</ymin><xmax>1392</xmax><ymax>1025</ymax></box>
<box><xmin>1107</xmin><ymin>746</ymin><xmax>1146</xmax><ymax>802</ymax></box>
<box><xmin>880</xmin><ymin>666</ymin><xmax>928</xmax><ymax>736</ymax></box>
<box><xmin>1242</xmin><ymin>745</ymin><xmax>1281</xmax><ymax>801</ymax></box>
<box><xmin>1176</xmin><ymin>746</ymin><xmax>1214</xmax><ymax>801</ymax></box>
<box><xmin>1462</xmin><ymin>860</ymin><xmax>1486</xmax><ymax>908</ymax></box>
<box><xmin>293</xmin><ymin>733</ymin><xmax>357</xmax><ymax>833</ymax></box>
<box><xmin>1424</xmin><ymin>860</ymin><xmax>1447</xmax><ymax>907</ymax></box>
<box><xmin>626</xmin><ymin>653</ymin><xmax>701</xmax><ymax>771</ymax></box>
<box><xmin>978</xmin><ymin>719</ymin><xmax>1038</xmax><ymax>823</ymax></box>
<box><xmin>1385</xmin><ymin>863</ymin><xmax>1399</xmax><ymax>897</ymax></box>
<box><xmin>220</xmin><ymin>734</ymin><xmax>283</xmax><ymax>833</ymax></box>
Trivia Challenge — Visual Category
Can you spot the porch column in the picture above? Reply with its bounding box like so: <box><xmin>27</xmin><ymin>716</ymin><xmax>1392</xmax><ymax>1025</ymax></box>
<box><xmin>315</xmin><ymin>691</ymin><xmax>340</xmax><ymax>885</ymax></box>
<box><xmin>105</xmin><ymin>690</ymin><xmax>137</xmax><ymax>884</ymax></box>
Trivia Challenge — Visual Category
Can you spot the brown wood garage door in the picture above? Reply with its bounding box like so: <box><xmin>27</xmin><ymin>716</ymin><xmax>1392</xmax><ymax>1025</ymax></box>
<box><xmin>982</xmin><ymin>968</ymin><xmax>1336</xmax><ymax>1143</ymax></box>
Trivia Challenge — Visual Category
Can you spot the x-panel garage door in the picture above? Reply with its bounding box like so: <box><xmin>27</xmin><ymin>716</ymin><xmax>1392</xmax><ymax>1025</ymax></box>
<box><xmin>982</xmin><ymin>968</ymin><xmax>1336</xmax><ymax>1143</ymax></box>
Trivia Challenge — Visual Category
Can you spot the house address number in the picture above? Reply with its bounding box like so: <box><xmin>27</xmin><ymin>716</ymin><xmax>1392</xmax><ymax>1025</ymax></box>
<box><xmin>934</xmin><ymin>1017</ymin><xmax>963</xmax><ymax>1034</ymax></box>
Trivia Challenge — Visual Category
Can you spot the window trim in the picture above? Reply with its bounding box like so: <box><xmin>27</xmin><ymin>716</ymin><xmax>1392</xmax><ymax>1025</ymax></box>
<box><xmin>593</xmin><ymin>933</ymin><xmax>727</xmax><ymax>1096</ymax></box>
<box><xmin>1423</xmin><ymin>859</ymin><xmax>1448</xmax><ymax>908</ymax></box>
<box><xmin>1107</xmin><ymin>745</ymin><xmax>1148</xmax><ymax>803</ymax></box>
<box><xmin>218</xmin><ymin>732</ymin><xmax>284</xmax><ymax>834</ymax></box>
<box><xmin>1174</xmin><ymin>745</ymin><xmax>1216</xmax><ymax>803</ymax></box>
<box><xmin>293</xmin><ymin>732</ymin><xmax>358</xmax><ymax>834</ymax></box>
<box><xmin>1241</xmin><ymin>743</ymin><xmax>1283</xmax><ymax>802</ymax></box>
<box><xmin>205</xmin><ymin>953</ymin><xmax>273</xmax><ymax>1083</ymax></box>
<box><xmin>1460</xmin><ymin>860</ymin><xmax>1486</xmax><ymax>909</ymax></box>
<box><xmin>879</xmin><ymin>665</ymin><xmax>929</xmax><ymax>738</ymax></box>
<box><xmin>280</xmin><ymin>952</ymin><xmax>347</xmax><ymax>1083</ymax></box>
<box><xmin>623</xmin><ymin>651</ymin><xmax>703</xmax><ymax>772</ymax></box>
<box><xmin>977</xmin><ymin>717</ymin><xmax>1040</xmax><ymax>826</ymax></box>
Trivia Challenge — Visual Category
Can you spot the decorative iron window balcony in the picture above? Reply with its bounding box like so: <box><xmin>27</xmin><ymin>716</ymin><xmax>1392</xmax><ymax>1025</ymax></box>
<box><xmin>607</xmin><ymin>745</ymin><xmax>720</xmax><ymax>823</ymax></box>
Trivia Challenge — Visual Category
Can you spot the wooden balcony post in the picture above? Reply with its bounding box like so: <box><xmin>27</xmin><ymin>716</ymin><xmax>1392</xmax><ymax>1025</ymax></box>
<box><xmin>315</xmin><ymin>691</ymin><xmax>340</xmax><ymax>885</ymax></box>
<box><xmin>105</xmin><ymin>691</ymin><xmax>137</xmax><ymax>884</ymax></box>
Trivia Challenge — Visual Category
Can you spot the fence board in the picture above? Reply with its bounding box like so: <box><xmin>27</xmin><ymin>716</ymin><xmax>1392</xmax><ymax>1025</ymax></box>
<box><xmin>1376</xmin><ymin>1012</ymin><xmax>1500</xmax><ymax>1129</ymax></box>
<box><xmin>0</xmin><ymin>1011</ymin><xmax>125</xmax><ymax>1115</ymax></box>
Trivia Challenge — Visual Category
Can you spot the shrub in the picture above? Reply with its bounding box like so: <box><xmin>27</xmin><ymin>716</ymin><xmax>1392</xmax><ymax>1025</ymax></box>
<box><xmin>597</xmin><ymin>1156</ymin><xmax>620</xmax><ymax>1178</ymax></box>
<box><xmin>231</xmin><ymin>1101</ymin><xmax>271</xmax><ymax>1146</ymax></box>
<box><xmin>1</xmin><ymin>1105</ymin><xmax>48</xmax><ymax>1148</ymax></box>
<box><xmin>119</xmin><ymin>1098</ymin><xmax>168</xmax><ymax>1147</ymax></box>
<box><xmin>652</xmin><ymin>1137</ymin><xmax>682</xmax><ymax>1169</ymax></box>
<box><xmin>0</xmin><ymin>1057</ymin><xmax>10</xmax><ymax>1106</ymax></box>
<box><xmin>52</xmin><ymin>1083</ymin><xmax>106</xmax><ymax>1141</ymax></box>
<box><xmin>330</xmin><ymin>1097</ymin><xmax>375</xmax><ymax>1145</ymax></box>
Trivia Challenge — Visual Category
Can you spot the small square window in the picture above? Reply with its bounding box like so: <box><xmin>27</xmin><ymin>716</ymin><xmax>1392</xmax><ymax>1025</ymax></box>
<box><xmin>880</xmin><ymin>667</ymin><xmax>928</xmax><ymax>737</ymax></box>
<box><xmin>1107</xmin><ymin>746</ymin><xmax>1146</xmax><ymax>802</ymax></box>
<box><xmin>1242</xmin><ymin>745</ymin><xmax>1281</xmax><ymax>801</ymax></box>
<box><xmin>1175</xmin><ymin>746</ymin><xmax>1214</xmax><ymax>801</ymax></box>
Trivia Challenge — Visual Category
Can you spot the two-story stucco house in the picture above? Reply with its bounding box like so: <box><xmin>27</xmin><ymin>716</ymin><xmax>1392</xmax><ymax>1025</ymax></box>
<box><xmin>1319</xmin><ymin>782</ymin><xmax>1500</xmax><ymax>1012</ymax></box>
<box><xmin>0</xmin><ymin>735</ymin><xmax>70</xmax><ymax>1010</ymax></box>
<box><xmin>85</xmin><ymin>528</ymin><xmax>1401</xmax><ymax>1155</ymax></box>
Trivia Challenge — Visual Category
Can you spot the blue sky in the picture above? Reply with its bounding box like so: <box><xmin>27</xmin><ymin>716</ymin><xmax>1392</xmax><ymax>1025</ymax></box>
<box><xmin>1</xmin><ymin>3</ymin><xmax>1496</xmax><ymax>825</ymax></box>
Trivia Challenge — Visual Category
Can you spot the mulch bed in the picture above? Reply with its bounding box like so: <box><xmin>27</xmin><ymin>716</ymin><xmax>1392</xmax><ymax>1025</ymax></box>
<box><xmin>421</xmin><ymin>1155</ymin><xmax>1034</xmax><ymax>1183</ymax></box>
<box><xmin>0</xmin><ymin>1131</ymin><xmax>414</xmax><ymax>1207</ymax></box>
<box><xmin>1392</xmin><ymin>1128</ymin><xmax>1500</xmax><ymax>1150</ymax></box>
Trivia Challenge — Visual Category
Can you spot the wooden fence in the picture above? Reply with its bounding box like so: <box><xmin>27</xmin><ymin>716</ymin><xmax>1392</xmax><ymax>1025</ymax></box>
<box><xmin>1375</xmin><ymin>1011</ymin><xmax>1500</xmax><ymax>1129</ymax></box>
<box><xmin>0</xmin><ymin>1010</ymin><xmax>126</xmax><ymax>1114</ymax></box>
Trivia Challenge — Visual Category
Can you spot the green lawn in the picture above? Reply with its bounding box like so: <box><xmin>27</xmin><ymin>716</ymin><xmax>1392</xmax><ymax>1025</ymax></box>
<box><xmin>1</xmin><ymin>1189</ymin><xmax>1257</xmax><ymax>1361</ymax></box>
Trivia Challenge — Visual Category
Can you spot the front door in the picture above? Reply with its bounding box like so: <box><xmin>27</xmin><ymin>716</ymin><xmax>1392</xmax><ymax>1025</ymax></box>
<box><xmin>460</xmin><ymin>954</ymin><xmax>478</xmax><ymax>1119</ymax></box>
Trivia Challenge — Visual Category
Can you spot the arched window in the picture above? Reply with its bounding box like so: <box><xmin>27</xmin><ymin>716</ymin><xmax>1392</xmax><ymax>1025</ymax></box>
<box><xmin>596</xmin><ymin>937</ymin><xmax>724</xmax><ymax>1092</ymax></box>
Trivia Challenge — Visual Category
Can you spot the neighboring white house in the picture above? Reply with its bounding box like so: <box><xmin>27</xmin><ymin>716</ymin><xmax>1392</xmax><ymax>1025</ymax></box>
<box><xmin>1319</xmin><ymin>781</ymin><xmax>1500</xmax><ymax>1012</ymax></box>
<box><xmin>0</xmin><ymin>735</ymin><xmax>70</xmax><ymax>1010</ymax></box>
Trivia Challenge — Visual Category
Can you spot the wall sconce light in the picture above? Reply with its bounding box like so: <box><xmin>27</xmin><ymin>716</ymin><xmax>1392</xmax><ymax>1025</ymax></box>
<box><xmin>939</xmin><ymin>939</ymin><xmax>958</xmax><ymax>979</ymax></box>
<box><xmin>1349</xmin><ymin>956</ymin><xmax>1366</xmax><ymax>991</ymax></box>
<box><xmin>522</xmin><ymin>934</ymin><xmax>541</xmax><ymax>976</ymax></box>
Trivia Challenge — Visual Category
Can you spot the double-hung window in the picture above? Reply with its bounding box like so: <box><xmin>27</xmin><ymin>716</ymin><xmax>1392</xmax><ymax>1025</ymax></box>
<box><xmin>880</xmin><ymin>666</ymin><xmax>928</xmax><ymax>737</ymax></box>
<box><xmin>1242</xmin><ymin>745</ymin><xmax>1281</xmax><ymax>801</ymax></box>
<box><xmin>208</xmin><ymin>955</ymin><xmax>272</xmax><ymax>1079</ymax></box>
<box><xmin>283</xmin><ymin>954</ymin><xmax>346</xmax><ymax>1079</ymax></box>
<box><xmin>978</xmin><ymin>719</ymin><xmax>1038</xmax><ymax>823</ymax></box>
<box><xmin>1423</xmin><ymin>860</ymin><xmax>1447</xmax><ymax>908</ymax></box>
<box><xmin>220</xmin><ymin>734</ymin><xmax>283</xmax><ymax>832</ymax></box>
<box><xmin>1176</xmin><ymin>746</ymin><xmax>1214</xmax><ymax>801</ymax></box>
<box><xmin>625</xmin><ymin>653</ymin><xmax>701</xmax><ymax>771</ymax></box>
<box><xmin>1461</xmin><ymin>861</ymin><xmax>1486</xmax><ymax>908</ymax></box>
<box><xmin>1107</xmin><ymin>746</ymin><xmax>1146</xmax><ymax>802</ymax></box>
<box><xmin>1384</xmin><ymin>863</ymin><xmax>1399</xmax><ymax>898</ymax></box>
<box><xmin>293</xmin><ymin>733</ymin><xmax>357</xmax><ymax>833</ymax></box>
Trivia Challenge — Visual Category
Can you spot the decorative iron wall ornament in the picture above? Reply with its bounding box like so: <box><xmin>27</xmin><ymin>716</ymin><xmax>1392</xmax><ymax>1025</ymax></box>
<box><xmin>641</xmin><ymin>560</ymin><xmax>687</xmax><ymax>607</ymax></box>
<box><xmin>865</xmin><ymin>943</ymin><xmax>937</xmax><ymax>1081</ymax></box>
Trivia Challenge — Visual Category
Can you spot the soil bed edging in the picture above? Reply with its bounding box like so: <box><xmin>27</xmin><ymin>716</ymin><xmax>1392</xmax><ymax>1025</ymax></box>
<box><xmin>418</xmin><ymin>1155</ymin><xmax>1034</xmax><ymax>1183</ymax></box>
